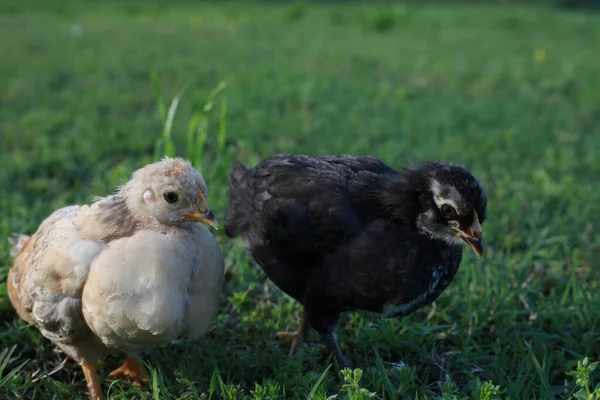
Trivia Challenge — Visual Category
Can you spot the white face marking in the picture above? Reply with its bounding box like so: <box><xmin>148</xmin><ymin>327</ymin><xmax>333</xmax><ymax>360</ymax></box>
<box><xmin>437</xmin><ymin>231</ymin><xmax>464</xmax><ymax>246</ymax></box>
<box><xmin>430</xmin><ymin>179</ymin><xmax>463</xmax><ymax>214</ymax></box>
<box><xmin>416</xmin><ymin>207</ymin><xmax>463</xmax><ymax>246</ymax></box>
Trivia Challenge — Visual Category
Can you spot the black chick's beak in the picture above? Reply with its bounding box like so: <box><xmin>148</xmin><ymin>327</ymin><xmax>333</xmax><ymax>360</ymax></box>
<box><xmin>460</xmin><ymin>213</ymin><xmax>483</xmax><ymax>259</ymax></box>
<box><xmin>463</xmin><ymin>235</ymin><xmax>483</xmax><ymax>259</ymax></box>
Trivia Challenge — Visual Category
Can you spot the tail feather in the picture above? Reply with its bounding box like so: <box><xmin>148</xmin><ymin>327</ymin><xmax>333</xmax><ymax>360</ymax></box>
<box><xmin>224</xmin><ymin>162</ymin><xmax>251</xmax><ymax>238</ymax></box>
<box><xmin>8</xmin><ymin>233</ymin><xmax>30</xmax><ymax>258</ymax></box>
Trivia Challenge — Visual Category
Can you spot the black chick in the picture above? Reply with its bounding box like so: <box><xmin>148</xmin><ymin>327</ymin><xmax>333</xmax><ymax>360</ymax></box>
<box><xmin>224</xmin><ymin>153</ymin><xmax>487</xmax><ymax>368</ymax></box>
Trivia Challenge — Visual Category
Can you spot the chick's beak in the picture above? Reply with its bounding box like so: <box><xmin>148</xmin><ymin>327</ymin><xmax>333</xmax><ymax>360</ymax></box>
<box><xmin>459</xmin><ymin>213</ymin><xmax>483</xmax><ymax>259</ymax></box>
<box><xmin>179</xmin><ymin>187</ymin><xmax>219</xmax><ymax>230</ymax></box>
<box><xmin>180</xmin><ymin>209</ymin><xmax>218</xmax><ymax>229</ymax></box>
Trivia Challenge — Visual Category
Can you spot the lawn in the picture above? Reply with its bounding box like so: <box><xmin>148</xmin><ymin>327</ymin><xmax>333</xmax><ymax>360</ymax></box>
<box><xmin>1</xmin><ymin>0</ymin><xmax>600</xmax><ymax>399</ymax></box>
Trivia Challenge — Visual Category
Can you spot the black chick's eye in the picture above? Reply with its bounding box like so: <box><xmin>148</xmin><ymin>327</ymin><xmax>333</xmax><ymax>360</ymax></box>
<box><xmin>163</xmin><ymin>192</ymin><xmax>178</xmax><ymax>204</ymax></box>
<box><xmin>440</xmin><ymin>204</ymin><xmax>457</xmax><ymax>218</ymax></box>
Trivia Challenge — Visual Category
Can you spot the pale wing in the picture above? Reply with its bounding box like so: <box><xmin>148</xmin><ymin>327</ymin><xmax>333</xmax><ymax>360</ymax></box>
<box><xmin>8</xmin><ymin>205</ymin><xmax>105</xmax><ymax>344</ymax></box>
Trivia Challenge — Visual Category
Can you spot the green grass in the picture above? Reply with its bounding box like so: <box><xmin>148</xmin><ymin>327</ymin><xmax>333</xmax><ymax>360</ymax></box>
<box><xmin>1</xmin><ymin>0</ymin><xmax>600</xmax><ymax>398</ymax></box>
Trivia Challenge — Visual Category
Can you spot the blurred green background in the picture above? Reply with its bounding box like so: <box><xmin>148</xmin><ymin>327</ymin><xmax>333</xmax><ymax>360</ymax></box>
<box><xmin>1</xmin><ymin>0</ymin><xmax>600</xmax><ymax>399</ymax></box>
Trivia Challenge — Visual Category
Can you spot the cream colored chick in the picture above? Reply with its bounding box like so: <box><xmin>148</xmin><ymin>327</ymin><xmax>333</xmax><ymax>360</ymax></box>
<box><xmin>7</xmin><ymin>158</ymin><xmax>224</xmax><ymax>400</ymax></box>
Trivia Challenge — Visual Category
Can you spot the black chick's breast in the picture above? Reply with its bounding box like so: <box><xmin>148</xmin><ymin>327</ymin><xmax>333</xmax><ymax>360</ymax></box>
<box><xmin>236</xmin><ymin>153</ymin><xmax>463</xmax><ymax>320</ymax></box>
<box><xmin>322</xmin><ymin>220</ymin><xmax>464</xmax><ymax>319</ymax></box>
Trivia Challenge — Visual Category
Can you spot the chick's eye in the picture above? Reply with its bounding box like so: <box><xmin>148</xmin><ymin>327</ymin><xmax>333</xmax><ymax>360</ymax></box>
<box><xmin>440</xmin><ymin>204</ymin><xmax>457</xmax><ymax>218</ymax></box>
<box><xmin>163</xmin><ymin>192</ymin><xmax>178</xmax><ymax>204</ymax></box>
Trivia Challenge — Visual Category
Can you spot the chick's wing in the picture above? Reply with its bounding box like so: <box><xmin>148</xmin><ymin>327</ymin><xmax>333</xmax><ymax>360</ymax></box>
<box><xmin>7</xmin><ymin>205</ymin><xmax>105</xmax><ymax>344</ymax></box>
<box><xmin>247</xmin><ymin>154</ymin><xmax>394</xmax><ymax>260</ymax></box>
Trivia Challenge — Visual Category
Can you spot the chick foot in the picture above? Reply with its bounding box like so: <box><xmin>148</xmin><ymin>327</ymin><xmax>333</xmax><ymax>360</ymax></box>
<box><xmin>275</xmin><ymin>310</ymin><xmax>311</xmax><ymax>355</ymax></box>
<box><xmin>109</xmin><ymin>356</ymin><xmax>148</xmax><ymax>388</ymax></box>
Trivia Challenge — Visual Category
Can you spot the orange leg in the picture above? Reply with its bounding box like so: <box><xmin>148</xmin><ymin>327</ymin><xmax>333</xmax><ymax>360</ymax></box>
<box><xmin>275</xmin><ymin>309</ymin><xmax>311</xmax><ymax>355</ymax></box>
<box><xmin>108</xmin><ymin>355</ymin><xmax>148</xmax><ymax>388</ymax></box>
<box><xmin>81</xmin><ymin>361</ymin><xmax>105</xmax><ymax>400</ymax></box>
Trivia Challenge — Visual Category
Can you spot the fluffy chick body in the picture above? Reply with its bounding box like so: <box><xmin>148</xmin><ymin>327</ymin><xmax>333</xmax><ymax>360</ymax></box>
<box><xmin>224</xmin><ymin>153</ymin><xmax>486</xmax><ymax>367</ymax></box>
<box><xmin>7</xmin><ymin>158</ymin><xmax>223</xmax><ymax>399</ymax></box>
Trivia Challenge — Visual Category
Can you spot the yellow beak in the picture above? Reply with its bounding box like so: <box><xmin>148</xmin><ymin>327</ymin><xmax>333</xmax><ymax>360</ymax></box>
<box><xmin>179</xmin><ymin>210</ymin><xmax>218</xmax><ymax>230</ymax></box>
<box><xmin>179</xmin><ymin>186</ymin><xmax>218</xmax><ymax>229</ymax></box>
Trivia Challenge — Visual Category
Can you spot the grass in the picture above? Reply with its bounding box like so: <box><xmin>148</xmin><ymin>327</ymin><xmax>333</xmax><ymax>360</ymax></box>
<box><xmin>1</xmin><ymin>0</ymin><xmax>600</xmax><ymax>398</ymax></box>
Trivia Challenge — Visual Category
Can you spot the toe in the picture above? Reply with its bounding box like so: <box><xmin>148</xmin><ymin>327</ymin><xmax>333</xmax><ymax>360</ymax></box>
<box><xmin>108</xmin><ymin>367</ymin><xmax>125</xmax><ymax>378</ymax></box>
<box><xmin>275</xmin><ymin>331</ymin><xmax>298</xmax><ymax>340</ymax></box>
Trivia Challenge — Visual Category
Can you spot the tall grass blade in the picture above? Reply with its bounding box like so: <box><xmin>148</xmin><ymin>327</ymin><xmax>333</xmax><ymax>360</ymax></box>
<box><xmin>218</xmin><ymin>97</ymin><xmax>228</xmax><ymax>156</ymax></box>
<box><xmin>154</xmin><ymin>138</ymin><xmax>164</xmax><ymax>161</ymax></box>
<box><xmin>374</xmin><ymin>349</ymin><xmax>397</xmax><ymax>400</ymax></box>
<box><xmin>306</xmin><ymin>363</ymin><xmax>332</xmax><ymax>400</ymax></box>
<box><xmin>207</xmin><ymin>81</ymin><xmax>227</xmax><ymax>106</ymax></box>
<box><xmin>187</xmin><ymin>109</ymin><xmax>203</xmax><ymax>164</ymax></box>
<box><xmin>152</xmin><ymin>79</ymin><xmax>226</xmax><ymax>167</ymax></box>
<box><xmin>0</xmin><ymin>346</ymin><xmax>27</xmax><ymax>389</ymax></box>
<box><xmin>208</xmin><ymin>371</ymin><xmax>219</xmax><ymax>400</ymax></box>
<box><xmin>162</xmin><ymin>87</ymin><xmax>187</xmax><ymax>158</ymax></box>
<box><xmin>151</xmin><ymin>365</ymin><xmax>161</xmax><ymax>400</ymax></box>
<box><xmin>527</xmin><ymin>347</ymin><xmax>554</xmax><ymax>398</ymax></box>
<box><xmin>195</xmin><ymin>118</ymin><xmax>208</xmax><ymax>169</ymax></box>
<box><xmin>151</xmin><ymin>71</ymin><xmax>167</xmax><ymax>121</ymax></box>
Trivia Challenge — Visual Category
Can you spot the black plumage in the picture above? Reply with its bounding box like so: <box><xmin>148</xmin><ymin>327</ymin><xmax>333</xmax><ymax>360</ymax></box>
<box><xmin>224</xmin><ymin>153</ymin><xmax>487</xmax><ymax>367</ymax></box>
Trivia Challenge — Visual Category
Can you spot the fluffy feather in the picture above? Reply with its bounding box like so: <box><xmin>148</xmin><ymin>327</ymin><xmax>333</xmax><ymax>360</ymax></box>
<box><xmin>224</xmin><ymin>153</ymin><xmax>486</xmax><ymax>367</ymax></box>
<box><xmin>7</xmin><ymin>158</ymin><xmax>224</xmax><ymax>400</ymax></box>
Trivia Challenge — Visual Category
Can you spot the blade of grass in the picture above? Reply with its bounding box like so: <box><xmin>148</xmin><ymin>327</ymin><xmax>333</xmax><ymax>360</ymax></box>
<box><xmin>194</xmin><ymin>118</ymin><xmax>208</xmax><ymax>169</ymax></box>
<box><xmin>153</xmin><ymin>79</ymin><xmax>226</xmax><ymax>166</ymax></box>
<box><xmin>151</xmin><ymin>365</ymin><xmax>160</xmax><ymax>400</ymax></box>
<box><xmin>208</xmin><ymin>371</ymin><xmax>219</xmax><ymax>400</ymax></box>
<box><xmin>216</xmin><ymin>372</ymin><xmax>235</xmax><ymax>400</ymax></box>
<box><xmin>151</xmin><ymin>71</ymin><xmax>167</xmax><ymax>122</ymax></box>
<box><xmin>154</xmin><ymin>138</ymin><xmax>165</xmax><ymax>161</ymax></box>
<box><xmin>306</xmin><ymin>364</ymin><xmax>332</xmax><ymax>400</ymax></box>
<box><xmin>527</xmin><ymin>346</ymin><xmax>554</xmax><ymax>398</ymax></box>
<box><xmin>206</xmin><ymin>81</ymin><xmax>227</xmax><ymax>108</ymax></box>
<box><xmin>374</xmin><ymin>349</ymin><xmax>397</xmax><ymax>400</ymax></box>
<box><xmin>162</xmin><ymin>86</ymin><xmax>189</xmax><ymax>158</ymax></box>
<box><xmin>0</xmin><ymin>346</ymin><xmax>27</xmax><ymax>389</ymax></box>
<box><xmin>217</xmin><ymin>97</ymin><xmax>228</xmax><ymax>156</ymax></box>
<box><xmin>187</xmin><ymin>109</ymin><xmax>203</xmax><ymax>164</ymax></box>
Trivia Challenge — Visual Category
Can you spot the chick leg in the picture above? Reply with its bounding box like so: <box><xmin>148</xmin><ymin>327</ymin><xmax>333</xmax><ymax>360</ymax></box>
<box><xmin>275</xmin><ymin>309</ymin><xmax>311</xmax><ymax>355</ymax></box>
<box><xmin>108</xmin><ymin>355</ymin><xmax>147</xmax><ymax>387</ymax></box>
<box><xmin>319</xmin><ymin>331</ymin><xmax>349</xmax><ymax>370</ymax></box>
<box><xmin>81</xmin><ymin>361</ymin><xmax>105</xmax><ymax>400</ymax></box>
